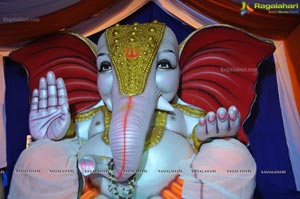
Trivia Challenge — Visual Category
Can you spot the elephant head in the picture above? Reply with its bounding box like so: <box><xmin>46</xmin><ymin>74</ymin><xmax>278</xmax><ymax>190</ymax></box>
<box><xmin>96</xmin><ymin>21</ymin><xmax>179</xmax><ymax>182</ymax></box>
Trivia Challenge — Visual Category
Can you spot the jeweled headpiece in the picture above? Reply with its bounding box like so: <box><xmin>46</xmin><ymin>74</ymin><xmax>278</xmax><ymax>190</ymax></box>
<box><xmin>106</xmin><ymin>21</ymin><xmax>166</xmax><ymax>96</ymax></box>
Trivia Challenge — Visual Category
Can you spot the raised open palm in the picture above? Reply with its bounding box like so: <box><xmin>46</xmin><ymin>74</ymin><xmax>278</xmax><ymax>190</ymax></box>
<box><xmin>29</xmin><ymin>71</ymin><xmax>70</xmax><ymax>140</ymax></box>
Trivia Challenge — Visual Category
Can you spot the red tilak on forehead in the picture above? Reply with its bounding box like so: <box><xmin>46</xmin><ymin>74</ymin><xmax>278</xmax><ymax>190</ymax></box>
<box><xmin>125</xmin><ymin>48</ymin><xmax>139</xmax><ymax>59</ymax></box>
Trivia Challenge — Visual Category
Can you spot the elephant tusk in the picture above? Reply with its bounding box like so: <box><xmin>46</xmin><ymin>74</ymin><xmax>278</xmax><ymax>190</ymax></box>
<box><xmin>105</xmin><ymin>98</ymin><xmax>113</xmax><ymax>111</ymax></box>
<box><xmin>156</xmin><ymin>96</ymin><xmax>174</xmax><ymax>112</ymax></box>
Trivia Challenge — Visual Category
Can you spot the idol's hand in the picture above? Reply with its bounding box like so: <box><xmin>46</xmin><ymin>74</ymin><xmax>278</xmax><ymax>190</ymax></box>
<box><xmin>195</xmin><ymin>106</ymin><xmax>240</xmax><ymax>141</ymax></box>
<box><xmin>29</xmin><ymin>71</ymin><xmax>70</xmax><ymax>140</ymax></box>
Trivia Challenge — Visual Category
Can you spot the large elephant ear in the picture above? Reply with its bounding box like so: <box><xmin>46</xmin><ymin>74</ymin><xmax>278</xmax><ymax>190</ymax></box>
<box><xmin>178</xmin><ymin>25</ymin><xmax>275</xmax><ymax>144</ymax></box>
<box><xmin>9</xmin><ymin>33</ymin><xmax>100</xmax><ymax>117</ymax></box>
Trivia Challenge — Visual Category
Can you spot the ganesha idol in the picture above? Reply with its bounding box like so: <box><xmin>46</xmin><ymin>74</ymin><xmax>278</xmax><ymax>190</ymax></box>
<box><xmin>8</xmin><ymin>21</ymin><xmax>274</xmax><ymax>199</ymax></box>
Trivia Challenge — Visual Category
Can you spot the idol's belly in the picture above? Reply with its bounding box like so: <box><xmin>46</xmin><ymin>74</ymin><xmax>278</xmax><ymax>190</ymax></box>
<box><xmin>133</xmin><ymin>130</ymin><xmax>194</xmax><ymax>198</ymax></box>
<box><xmin>79</xmin><ymin>131</ymin><xmax>194</xmax><ymax>198</ymax></box>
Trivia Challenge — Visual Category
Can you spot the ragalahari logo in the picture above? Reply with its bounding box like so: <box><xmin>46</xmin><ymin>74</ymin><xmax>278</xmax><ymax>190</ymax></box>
<box><xmin>240</xmin><ymin>2</ymin><xmax>254</xmax><ymax>16</ymax></box>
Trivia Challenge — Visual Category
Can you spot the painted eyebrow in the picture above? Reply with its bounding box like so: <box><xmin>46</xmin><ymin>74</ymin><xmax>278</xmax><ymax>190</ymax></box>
<box><xmin>97</xmin><ymin>52</ymin><xmax>109</xmax><ymax>57</ymax></box>
<box><xmin>160</xmin><ymin>49</ymin><xmax>175</xmax><ymax>54</ymax></box>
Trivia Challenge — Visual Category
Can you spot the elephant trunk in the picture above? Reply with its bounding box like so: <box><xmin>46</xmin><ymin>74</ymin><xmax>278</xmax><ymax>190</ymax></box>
<box><xmin>109</xmin><ymin>68</ymin><xmax>158</xmax><ymax>182</ymax></box>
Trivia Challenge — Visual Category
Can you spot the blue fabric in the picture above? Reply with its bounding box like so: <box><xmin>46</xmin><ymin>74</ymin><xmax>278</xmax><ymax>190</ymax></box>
<box><xmin>4</xmin><ymin>2</ymin><xmax>299</xmax><ymax>198</ymax></box>
<box><xmin>88</xmin><ymin>2</ymin><xmax>194</xmax><ymax>44</ymax></box>
<box><xmin>4</xmin><ymin>57</ymin><xmax>30</xmax><ymax>195</ymax></box>
<box><xmin>244</xmin><ymin>56</ymin><xmax>300</xmax><ymax>198</ymax></box>
<box><xmin>2</xmin><ymin>171</ymin><xmax>7</xmax><ymax>187</ymax></box>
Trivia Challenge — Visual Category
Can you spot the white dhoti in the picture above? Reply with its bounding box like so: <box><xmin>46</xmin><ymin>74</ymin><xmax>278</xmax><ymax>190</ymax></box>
<box><xmin>8</xmin><ymin>138</ymin><xmax>79</xmax><ymax>199</ymax></box>
<box><xmin>180</xmin><ymin>138</ymin><xmax>256</xmax><ymax>199</ymax></box>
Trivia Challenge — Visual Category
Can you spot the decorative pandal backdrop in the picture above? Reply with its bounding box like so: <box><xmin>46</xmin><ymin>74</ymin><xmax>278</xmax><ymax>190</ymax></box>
<box><xmin>0</xmin><ymin>0</ymin><xmax>299</xmax><ymax>198</ymax></box>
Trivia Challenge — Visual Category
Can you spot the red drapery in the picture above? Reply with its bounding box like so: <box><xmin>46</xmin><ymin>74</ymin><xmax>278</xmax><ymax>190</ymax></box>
<box><xmin>181</xmin><ymin>0</ymin><xmax>300</xmax><ymax>40</ymax></box>
<box><xmin>0</xmin><ymin>0</ymin><xmax>299</xmax><ymax>44</ymax></box>
<box><xmin>0</xmin><ymin>0</ymin><xmax>118</xmax><ymax>46</ymax></box>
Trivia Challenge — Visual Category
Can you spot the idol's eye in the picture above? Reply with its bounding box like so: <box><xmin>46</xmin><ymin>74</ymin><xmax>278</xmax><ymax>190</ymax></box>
<box><xmin>99</xmin><ymin>61</ymin><xmax>112</xmax><ymax>72</ymax></box>
<box><xmin>157</xmin><ymin>60</ymin><xmax>173</xmax><ymax>69</ymax></box>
